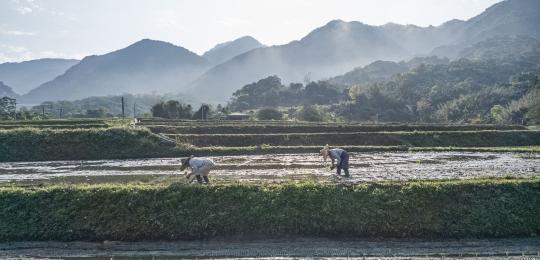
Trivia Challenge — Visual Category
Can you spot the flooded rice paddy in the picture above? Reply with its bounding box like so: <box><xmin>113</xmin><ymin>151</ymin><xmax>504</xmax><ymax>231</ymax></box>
<box><xmin>1</xmin><ymin>151</ymin><xmax>538</xmax><ymax>185</ymax></box>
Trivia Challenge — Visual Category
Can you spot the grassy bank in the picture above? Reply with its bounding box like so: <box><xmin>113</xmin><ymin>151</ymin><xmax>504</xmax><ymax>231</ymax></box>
<box><xmin>147</xmin><ymin>124</ymin><xmax>526</xmax><ymax>134</ymax></box>
<box><xmin>2</xmin><ymin>127</ymin><xmax>539</xmax><ymax>162</ymax></box>
<box><xmin>1</xmin><ymin>178</ymin><xmax>539</xmax><ymax>241</ymax></box>
<box><xmin>0</xmin><ymin>127</ymin><xmax>175</xmax><ymax>162</ymax></box>
<box><xmin>171</xmin><ymin>130</ymin><xmax>540</xmax><ymax>147</ymax></box>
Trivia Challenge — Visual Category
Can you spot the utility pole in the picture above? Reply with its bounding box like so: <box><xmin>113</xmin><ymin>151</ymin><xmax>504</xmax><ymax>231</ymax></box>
<box><xmin>58</xmin><ymin>107</ymin><xmax>64</xmax><ymax>118</ymax></box>
<box><xmin>133</xmin><ymin>102</ymin><xmax>136</xmax><ymax>118</ymax></box>
<box><xmin>121</xmin><ymin>96</ymin><xmax>125</xmax><ymax>119</ymax></box>
<box><xmin>201</xmin><ymin>106</ymin><xmax>204</xmax><ymax>120</ymax></box>
<box><xmin>42</xmin><ymin>106</ymin><xmax>45</xmax><ymax>117</ymax></box>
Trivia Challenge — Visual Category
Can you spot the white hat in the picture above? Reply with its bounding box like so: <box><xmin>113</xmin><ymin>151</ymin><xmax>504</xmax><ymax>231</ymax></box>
<box><xmin>319</xmin><ymin>144</ymin><xmax>330</xmax><ymax>161</ymax></box>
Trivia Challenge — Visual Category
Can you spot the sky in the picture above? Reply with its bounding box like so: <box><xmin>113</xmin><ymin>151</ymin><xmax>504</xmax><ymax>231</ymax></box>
<box><xmin>0</xmin><ymin>0</ymin><xmax>502</xmax><ymax>63</ymax></box>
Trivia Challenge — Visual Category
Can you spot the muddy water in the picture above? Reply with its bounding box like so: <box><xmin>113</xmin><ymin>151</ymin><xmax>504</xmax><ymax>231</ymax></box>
<box><xmin>0</xmin><ymin>152</ymin><xmax>538</xmax><ymax>185</ymax></box>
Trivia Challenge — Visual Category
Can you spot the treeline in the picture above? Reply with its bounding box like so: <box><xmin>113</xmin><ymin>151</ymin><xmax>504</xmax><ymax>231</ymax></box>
<box><xmin>228</xmin><ymin>76</ymin><xmax>349</xmax><ymax>111</ymax></box>
<box><xmin>337</xmin><ymin>58</ymin><xmax>540</xmax><ymax>123</ymax></box>
<box><xmin>150</xmin><ymin>101</ymin><xmax>227</xmax><ymax>120</ymax></box>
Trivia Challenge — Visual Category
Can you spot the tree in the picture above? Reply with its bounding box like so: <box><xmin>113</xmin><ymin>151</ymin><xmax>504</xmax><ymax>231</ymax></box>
<box><xmin>151</xmin><ymin>101</ymin><xmax>167</xmax><ymax>118</ymax></box>
<box><xmin>193</xmin><ymin>104</ymin><xmax>211</xmax><ymax>120</ymax></box>
<box><xmin>86</xmin><ymin>108</ymin><xmax>108</xmax><ymax>118</ymax></box>
<box><xmin>151</xmin><ymin>100</ymin><xmax>193</xmax><ymax>119</ymax></box>
<box><xmin>256</xmin><ymin>108</ymin><xmax>283</xmax><ymax>120</ymax></box>
<box><xmin>490</xmin><ymin>105</ymin><xmax>505</xmax><ymax>124</ymax></box>
<box><xmin>0</xmin><ymin>97</ymin><xmax>16</xmax><ymax>120</ymax></box>
<box><xmin>296</xmin><ymin>105</ymin><xmax>324</xmax><ymax>122</ymax></box>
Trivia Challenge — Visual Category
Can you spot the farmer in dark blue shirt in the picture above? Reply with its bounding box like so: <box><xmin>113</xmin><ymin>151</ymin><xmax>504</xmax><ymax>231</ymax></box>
<box><xmin>320</xmin><ymin>144</ymin><xmax>350</xmax><ymax>177</ymax></box>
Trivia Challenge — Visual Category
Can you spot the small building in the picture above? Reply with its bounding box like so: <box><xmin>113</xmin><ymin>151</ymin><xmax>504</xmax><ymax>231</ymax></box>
<box><xmin>223</xmin><ymin>112</ymin><xmax>250</xmax><ymax>120</ymax></box>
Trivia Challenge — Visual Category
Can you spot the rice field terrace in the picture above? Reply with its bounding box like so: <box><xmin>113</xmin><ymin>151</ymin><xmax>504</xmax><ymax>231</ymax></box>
<box><xmin>1</xmin><ymin>118</ymin><xmax>540</xmax><ymax>251</ymax></box>
<box><xmin>1</xmin><ymin>152</ymin><xmax>539</xmax><ymax>185</ymax></box>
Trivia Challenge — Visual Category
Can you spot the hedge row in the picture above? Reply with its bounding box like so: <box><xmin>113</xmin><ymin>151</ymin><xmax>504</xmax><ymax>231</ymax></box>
<box><xmin>0</xmin><ymin>119</ymin><xmax>109</xmax><ymax>125</ymax></box>
<box><xmin>147</xmin><ymin>124</ymin><xmax>526</xmax><ymax>134</ymax></box>
<box><xmin>171</xmin><ymin>130</ymin><xmax>540</xmax><ymax>147</ymax></box>
<box><xmin>0</xmin><ymin>128</ymin><xmax>175</xmax><ymax>162</ymax></box>
<box><xmin>1</xmin><ymin>179</ymin><xmax>539</xmax><ymax>241</ymax></box>
<box><xmin>0</xmin><ymin>124</ymin><xmax>108</xmax><ymax>129</ymax></box>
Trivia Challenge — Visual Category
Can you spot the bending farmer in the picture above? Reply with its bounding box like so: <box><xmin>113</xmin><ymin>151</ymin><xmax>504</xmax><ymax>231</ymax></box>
<box><xmin>320</xmin><ymin>144</ymin><xmax>350</xmax><ymax>177</ymax></box>
<box><xmin>180</xmin><ymin>155</ymin><xmax>215</xmax><ymax>184</ymax></box>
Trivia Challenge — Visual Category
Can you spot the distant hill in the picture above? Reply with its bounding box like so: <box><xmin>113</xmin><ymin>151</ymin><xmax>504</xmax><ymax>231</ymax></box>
<box><xmin>189</xmin><ymin>0</ymin><xmax>540</xmax><ymax>102</ymax></box>
<box><xmin>0</xmin><ymin>58</ymin><xmax>78</xmax><ymax>95</ymax></box>
<box><xmin>431</xmin><ymin>0</ymin><xmax>540</xmax><ymax>58</ymax></box>
<box><xmin>203</xmin><ymin>36</ymin><xmax>264</xmax><ymax>66</ymax></box>
<box><xmin>327</xmin><ymin>56</ymin><xmax>450</xmax><ymax>87</ymax></box>
<box><xmin>0</xmin><ymin>81</ymin><xmax>18</xmax><ymax>98</ymax></box>
<box><xmin>458</xmin><ymin>35</ymin><xmax>540</xmax><ymax>60</ymax></box>
<box><xmin>22</xmin><ymin>39</ymin><xmax>210</xmax><ymax>103</ymax></box>
<box><xmin>191</xmin><ymin>20</ymin><xmax>410</xmax><ymax>101</ymax></box>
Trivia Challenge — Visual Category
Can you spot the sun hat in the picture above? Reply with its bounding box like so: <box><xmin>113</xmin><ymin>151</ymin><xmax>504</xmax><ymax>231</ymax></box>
<box><xmin>319</xmin><ymin>144</ymin><xmax>330</xmax><ymax>161</ymax></box>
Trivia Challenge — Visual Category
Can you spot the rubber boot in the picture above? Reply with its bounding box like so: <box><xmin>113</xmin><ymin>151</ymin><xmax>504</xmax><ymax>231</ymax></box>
<box><xmin>203</xmin><ymin>176</ymin><xmax>210</xmax><ymax>184</ymax></box>
<box><xmin>344</xmin><ymin>168</ymin><xmax>350</xmax><ymax>177</ymax></box>
<box><xmin>195</xmin><ymin>175</ymin><xmax>203</xmax><ymax>184</ymax></box>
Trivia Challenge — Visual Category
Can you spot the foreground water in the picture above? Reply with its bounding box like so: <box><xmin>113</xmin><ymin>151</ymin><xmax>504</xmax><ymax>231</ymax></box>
<box><xmin>0</xmin><ymin>152</ymin><xmax>538</xmax><ymax>185</ymax></box>
<box><xmin>1</xmin><ymin>238</ymin><xmax>539</xmax><ymax>259</ymax></box>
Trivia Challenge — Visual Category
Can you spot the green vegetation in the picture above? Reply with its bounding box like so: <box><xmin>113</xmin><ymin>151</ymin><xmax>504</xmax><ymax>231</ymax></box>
<box><xmin>228</xmin><ymin>75</ymin><xmax>347</xmax><ymax>111</ymax></box>
<box><xmin>0</xmin><ymin>127</ymin><xmax>175</xmax><ymax>162</ymax></box>
<box><xmin>30</xmin><ymin>94</ymin><xmax>166</xmax><ymax>118</ymax></box>
<box><xmin>0</xmin><ymin>118</ymin><xmax>537</xmax><ymax>162</ymax></box>
<box><xmin>256</xmin><ymin>108</ymin><xmax>283</xmax><ymax>120</ymax></box>
<box><xmin>145</xmin><ymin>123</ymin><xmax>526</xmax><ymax>134</ymax></box>
<box><xmin>1</xmin><ymin>178</ymin><xmax>539</xmax><ymax>241</ymax></box>
<box><xmin>171</xmin><ymin>130</ymin><xmax>540</xmax><ymax>147</ymax></box>
<box><xmin>225</xmin><ymin>42</ymin><xmax>540</xmax><ymax>124</ymax></box>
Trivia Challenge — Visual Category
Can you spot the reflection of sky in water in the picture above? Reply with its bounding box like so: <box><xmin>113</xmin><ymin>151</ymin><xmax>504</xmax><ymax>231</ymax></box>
<box><xmin>0</xmin><ymin>152</ymin><xmax>538</xmax><ymax>183</ymax></box>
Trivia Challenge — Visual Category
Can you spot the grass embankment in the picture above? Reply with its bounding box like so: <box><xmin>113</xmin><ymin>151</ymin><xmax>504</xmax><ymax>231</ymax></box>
<box><xmin>1</xmin><ymin>127</ymin><xmax>539</xmax><ymax>162</ymax></box>
<box><xmin>0</xmin><ymin>119</ymin><xmax>109</xmax><ymax>125</ymax></box>
<box><xmin>186</xmin><ymin>145</ymin><xmax>540</xmax><ymax>155</ymax></box>
<box><xmin>171</xmin><ymin>130</ymin><xmax>540</xmax><ymax>147</ymax></box>
<box><xmin>1</xmin><ymin>179</ymin><xmax>539</xmax><ymax>241</ymax></box>
<box><xmin>0</xmin><ymin>127</ymin><xmax>175</xmax><ymax>162</ymax></box>
<box><xmin>147</xmin><ymin>124</ymin><xmax>526</xmax><ymax>134</ymax></box>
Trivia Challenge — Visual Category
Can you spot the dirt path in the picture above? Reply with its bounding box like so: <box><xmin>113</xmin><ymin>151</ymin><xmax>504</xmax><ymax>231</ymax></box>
<box><xmin>1</xmin><ymin>152</ymin><xmax>538</xmax><ymax>185</ymax></box>
<box><xmin>1</xmin><ymin>238</ymin><xmax>539</xmax><ymax>259</ymax></box>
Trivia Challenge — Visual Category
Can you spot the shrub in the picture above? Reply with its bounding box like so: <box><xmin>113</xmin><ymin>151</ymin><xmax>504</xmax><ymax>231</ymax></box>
<box><xmin>256</xmin><ymin>108</ymin><xmax>283</xmax><ymax>120</ymax></box>
<box><xmin>296</xmin><ymin>105</ymin><xmax>325</xmax><ymax>122</ymax></box>
<box><xmin>0</xmin><ymin>127</ymin><xmax>176</xmax><ymax>162</ymax></box>
<box><xmin>0</xmin><ymin>179</ymin><xmax>538</xmax><ymax>241</ymax></box>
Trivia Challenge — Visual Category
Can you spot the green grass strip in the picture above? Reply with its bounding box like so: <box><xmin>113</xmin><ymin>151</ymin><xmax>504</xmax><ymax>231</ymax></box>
<box><xmin>1</xmin><ymin>178</ymin><xmax>539</xmax><ymax>241</ymax></box>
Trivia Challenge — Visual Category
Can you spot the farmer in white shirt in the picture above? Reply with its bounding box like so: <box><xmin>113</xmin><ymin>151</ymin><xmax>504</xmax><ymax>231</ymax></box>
<box><xmin>180</xmin><ymin>155</ymin><xmax>215</xmax><ymax>184</ymax></box>
<box><xmin>320</xmin><ymin>144</ymin><xmax>350</xmax><ymax>177</ymax></box>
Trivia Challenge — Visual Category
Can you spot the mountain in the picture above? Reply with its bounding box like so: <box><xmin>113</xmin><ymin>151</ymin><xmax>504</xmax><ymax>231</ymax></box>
<box><xmin>0</xmin><ymin>58</ymin><xmax>79</xmax><ymax>95</ymax></box>
<box><xmin>0</xmin><ymin>81</ymin><xmax>18</xmax><ymax>98</ymax></box>
<box><xmin>21</xmin><ymin>39</ymin><xmax>210</xmax><ymax>103</ymax></box>
<box><xmin>189</xmin><ymin>0</ymin><xmax>540</xmax><ymax>102</ymax></box>
<box><xmin>203</xmin><ymin>36</ymin><xmax>264</xmax><ymax>66</ymax></box>
<box><xmin>458</xmin><ymin>35</ymin><xmax>540</xmax><ymax>60</ymax></box>
<box><xmin>431</xmin><ymin>0</ymin><xmax>540</xmax><ymax>58</ymax></box>
<box><xmin>191</xmin><ymin>20</ymin><xmax>410</xmax><ymax>101</ymax></box>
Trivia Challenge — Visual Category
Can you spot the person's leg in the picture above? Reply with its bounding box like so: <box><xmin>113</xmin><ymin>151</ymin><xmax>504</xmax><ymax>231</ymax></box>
<box><xmin>341</xmin><ymin>152</ymin><xmax>350</xmax><ymax>177</ymax></box>
<box><xmin>336</xmin><ymin>166</ymin><xmax>342</xmax><ymax>175</ymax></box>
<box><xmin>195</xmin><ymin>174</ymin><xmax>203</xmax><ymax>183</ymax></box>
<box><xmin>200</xmin><ymin>165</ymin><xmax>212</xmax><ymax>183</ymax></box>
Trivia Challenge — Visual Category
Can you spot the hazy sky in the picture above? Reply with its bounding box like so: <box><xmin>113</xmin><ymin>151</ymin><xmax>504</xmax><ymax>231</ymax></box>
<box><xmin>1</xmin><ymin>0</ymin><xmax>502</xmax><ymax>63</ymax></box>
